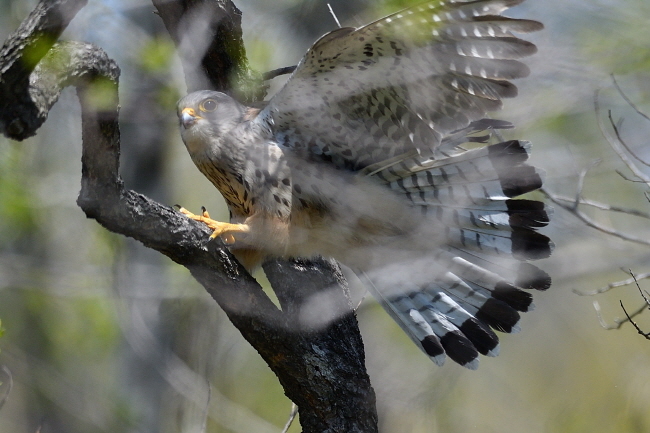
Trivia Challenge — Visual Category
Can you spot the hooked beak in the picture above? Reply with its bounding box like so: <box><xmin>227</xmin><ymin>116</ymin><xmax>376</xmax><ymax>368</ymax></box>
<box><xmin>180</xmin><ymin>107</ymin><xmax>201</xmax><ymax>129</ymax></box>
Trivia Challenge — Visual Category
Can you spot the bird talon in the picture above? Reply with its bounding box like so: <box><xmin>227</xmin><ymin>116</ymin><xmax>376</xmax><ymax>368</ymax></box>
<box><xmin>177</xmin><ymin>205</ymin><xmax>249</xmax><ymax>245</ymax></box>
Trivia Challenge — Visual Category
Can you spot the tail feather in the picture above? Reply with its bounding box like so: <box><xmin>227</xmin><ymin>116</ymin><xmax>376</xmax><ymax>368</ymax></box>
<box><xmin>438</xmin><ymin>271</ymin><xmax>522</xmax><ymax>332</ymax></box>
<box><xmin>450</xmin><ymin>246</ymin><xmax>552</xmax><ymax>291</ymax></box>
<box><xmin>363</xmin><ymin>269</ymin><xmax>518</xmax><ymax>368</ymax></box>
<box><xmin>369</xmin><ymin>280</ymin><xmax>483</xmax><ymax>369</ymax></box>
<box><xmin>413</xmin><ymin>292</ymin><xmax>480</xmax><ymax>368</ymax></box>
<box><xmin>400</xmin><ymin>176</ymin><xmax>541</xmax><ymax>205</ymax></box>
<box><xmin>424</xmin><ymin>291</ymin><xmax>500</xmax><ymax>357</ymax></box>
<box><xmin>359</xmin><ymin>136</ymin><xmax>550</xmax><ymax>368</ymax></box>
<box><xmin>422</xmin><ymin>199</ymin><xmax>552</xmax><ymax>231</ymax></box>
<box><xmin>443</xmin><ymin>226</ymin><xmax>552</xmax><ymax>260</ymax></box>
<box><xmin>378</xmin><ymin>286</ymin><xmax>447</xmax><ymax>366</ymax></box>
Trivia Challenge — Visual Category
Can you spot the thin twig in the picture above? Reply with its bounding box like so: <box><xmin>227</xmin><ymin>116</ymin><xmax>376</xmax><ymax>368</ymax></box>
<box><xmin>201</xmin><ymin>380</ymin><xmax>211</xmax><ymax>433</ymax></box>
<box><xmin>611</xmin><ymin>74</ymin><xmax>650</xmax><ymax>123</ymax></box>
<box><xmin>0</xmin><ymin>365</ymin><xmax>12</xmax><ymax>411</ymax></box>
<box><xmin>541</xmin><ymin>187</ymin><xmax>650</xmax><ymax>247</ymax></box>
<box><xmin>595</xmin><ymin>90</ymin><xmax>650</xmax><ymax>185</ymax></box>
<box><xmin>588</xmin><ymin>270</ymin><xmax>650</xmax><ymax>336</ymax></box>
<box><xmin>630</xmin><ymin>270</ymin><xmax>650</xmax><ymax>308</ymax></box>
<box><xmin>574</xmin><ymin>271</ymin><xmax>650</xmax><ymax>296</ymax></box>
<box><xmin>547</xmin><ymin>191</ymin><xmax>650</xmax><ymax>220</ymax></box>
<box><xmin>281</xmin><ymin>403</ymin><xmax>298</xmax><ymax>433</ymax></box>
<box><xmin>593</xmin><ymin>298</ymin><xmax>646</xmax><ymax>330</ymax></box>
<box><xmin>608</xmin><ymin>109</ymin><xmax>650</xmax><ymax>176</ymax></box>
<box><xmin>615</xmin><ymin>169</ymin><xmax>648</xmax><ymax>183</ymax></box>
<box><xmin>327</xmin><ymin>4</ymin><xmax>342</xmax><ymax>28</ymax></box>
<box><xmin>620</xmin><ymin>300</ymin><xmax>650</xmax><ymax>339</ymax></box>
<box><xmin>262</xmin><ymin>66</ymin><xmax>297</xmax><ymax>81</ymax></box>
<box><xmin>573</xmin><ymin>160</ymin><xmax>600</xmax><ymax>209</ymax></box>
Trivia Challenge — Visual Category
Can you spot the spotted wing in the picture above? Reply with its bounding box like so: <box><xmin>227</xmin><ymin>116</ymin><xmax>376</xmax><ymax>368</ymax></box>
<box><xmin>255</xmin><ymin>0</ymin><xmax>542</xmax><ymax>170</ymax></box>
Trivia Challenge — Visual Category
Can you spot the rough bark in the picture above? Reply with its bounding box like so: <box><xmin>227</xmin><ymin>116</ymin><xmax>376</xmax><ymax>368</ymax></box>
<box><xmin>0</xmin><ymin>0</ymin><xmax>378</xmax><ymax>431</ymax></box>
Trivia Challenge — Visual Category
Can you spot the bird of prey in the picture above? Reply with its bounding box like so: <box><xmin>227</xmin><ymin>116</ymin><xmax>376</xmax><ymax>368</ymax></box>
<box><xmin>176</xmin><ymin>0</ymin><xmax>551</xmax><ymax>369</ymax></box>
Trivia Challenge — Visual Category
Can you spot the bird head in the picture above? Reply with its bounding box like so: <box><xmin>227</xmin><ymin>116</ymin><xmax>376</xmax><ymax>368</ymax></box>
<box><xmin>176</xmin><ymin>90</ymin><xmax>246</xmax><ymax>155</ymax></box>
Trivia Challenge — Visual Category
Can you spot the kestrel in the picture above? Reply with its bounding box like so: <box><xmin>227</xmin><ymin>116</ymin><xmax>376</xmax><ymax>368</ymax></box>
<box><xmin>176</xmin><ymin>0</ymin><xmax>551</xmax><ymax>369</ymax></box>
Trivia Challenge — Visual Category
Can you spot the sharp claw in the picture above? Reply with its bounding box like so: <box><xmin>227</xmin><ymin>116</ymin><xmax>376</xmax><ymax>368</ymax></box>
<box><xmin>222</xmin><ymin>234</ymin><xmax>236</xmax><ymax>245</ymax></box>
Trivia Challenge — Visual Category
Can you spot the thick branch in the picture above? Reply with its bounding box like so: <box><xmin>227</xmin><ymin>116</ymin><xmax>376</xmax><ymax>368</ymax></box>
<box><xmin>263</xmin><ymin>259</ymin><xmax>377</xmax><ymax>432</ymax></box>
<box><xmin>0</xmin><ymin>0</ymin><xmax>87</xmax><ymax>139</ymax></box>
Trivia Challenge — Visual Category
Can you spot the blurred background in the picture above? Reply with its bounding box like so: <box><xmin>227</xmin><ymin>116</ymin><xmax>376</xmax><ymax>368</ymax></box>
<box><xmin>1</xmin><ymin>0</ymin><xmax>650</xmax><ymax>432</ymax></box>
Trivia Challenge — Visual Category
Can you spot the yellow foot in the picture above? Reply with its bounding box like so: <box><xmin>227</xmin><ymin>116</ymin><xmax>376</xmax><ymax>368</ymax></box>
<box><xmin>176</xmin><ymin>205</ymin><xmax>249</xmax><ymax>245</ymax></box>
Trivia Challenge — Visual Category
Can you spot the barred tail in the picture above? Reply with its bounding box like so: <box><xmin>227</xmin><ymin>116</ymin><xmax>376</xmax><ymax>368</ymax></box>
<box><xmin>365</xmin><ymin>138</ymin><xmax>552</xmax><ymax>368</ymax></box>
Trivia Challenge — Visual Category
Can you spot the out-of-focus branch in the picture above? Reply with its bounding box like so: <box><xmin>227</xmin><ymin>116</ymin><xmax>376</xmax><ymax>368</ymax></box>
<box><xmin>557</xmin><ymin>79</ymin><xmax>650</xmax><ymax>336</ymax></box>
<box><xmin>152</xmin><ymin>0</ymin><xmax>265</xmax><ymax>102</ymax></box>
<box><xmin>262</xmin><ymin>65</ymin><xmax>297</xmax><ymax>81</ymax></box>
<box><xmin>611</xmin><ymin>74</ymin><xmax>650</xmax><ymax>124</ymax></box>
<box><xmin>620</xmin><ymin>271</ymin><xmax>650</xmax><ymax>339</ymax></box>
<box><xmin>0</xmin><ymin>0</ymin><xmax>88</xmax><ymax>139</ymax></box>
<box><xmin>541</xmin><ymin>192</ymin><xmax>650</xmax><ymax>220</ymax></box>
<box><xmin>540</xmin><ymin>183</ymin><xmax>650</xmax><ymax>247</ymax></box>
<box><xmin>0</xmin><ymin>1</ymin><xmax>378</xmax><ymax>431</ymax></box>
<box><xmin>575</xmin><ymin>271</ymin><xmax>650</xmax><ymax>296</ymax></box>
<box><xmin>592</xmin><ymin>299</ymin><xmax>645</xmax><ymax>330</ymax></box>
<box><xmin>0</xmin><ymin>366</ymin><xmax>12</xmax><ymax>412</ymax></box>
<box><xmin>586</xmin><ymin>271</ymin><xmax>649</xmax><ymax>334</ymax></box>
<box><xmin>541</xmin><ymin>83</ymin><xmax>650</xmax><ymax>248</ymax></box>
<box><xmin>595</xmin><ymin>88</ymin><xmax>650</xmax><ymax>185</ymax></box>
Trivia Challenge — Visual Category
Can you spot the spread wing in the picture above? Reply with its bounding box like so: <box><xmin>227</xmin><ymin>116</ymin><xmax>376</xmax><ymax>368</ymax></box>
<box><xmin>255</xmin><ymin>0</ymin><xmax>542</xmax><ymax>170</ymax></box>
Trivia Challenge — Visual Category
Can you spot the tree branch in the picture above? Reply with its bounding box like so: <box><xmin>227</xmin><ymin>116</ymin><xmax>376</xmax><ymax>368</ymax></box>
<box><xmin>0</xmin><ymin>0</ymin><xmax>378</xmax><ymax>431</ymax></box>
<box><xmin>0</xmin><ymin>0</ymin><xmax>88</xmax><ymax>139</ymax></box>
<box><xmin>152</xmin><ymin>0</ymin><xmax>265</xmax><ymax>102</ymax></box>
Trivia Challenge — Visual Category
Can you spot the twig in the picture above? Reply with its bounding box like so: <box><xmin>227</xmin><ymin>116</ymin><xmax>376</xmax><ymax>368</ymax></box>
<box><xmin>594</xmin><ymin>299</ymin><xmax>646</xmax><ymax>330</ymax></box>
<box><xmin>587</xmin><ymin>270</ymin><xmax>650</xmax><ymax>337</ymax></box>
<box><xmin>611</xmin><ymin>74</ymin><xmax>650</xmax><ymax>123</ymax></box>
<box><xmin>546</xmin><ymin>191</ymin><xmax>650</xmax><ymax>220</ymax></box>
<box><xmin>574</xmin><ymin>271</ymin><xmax>650</xmax><ymax>296</ymax></box>
<box><xmin>327</xmin><ymin>4</ymin><xmax>342</xmax><ymax>28</ymax></box>
<box><xmin>541</xmin><ymin>187</ymin><xmax>650</xmax><ymax>247</ymax></box>
<box><xmin>574</xmin><ymin>161</ymin><xmax>599</xmax><ymax>209</ymax></box>
<box><xmin>608</xmin><ymin>109</ymin><xmax>650</xmax><ymax>176</ymax></box>
<box><xmin>262</xmin><ymin>65</ymin><xmax>297</xmax><ymax>81</ymax></box>
<box><xmin>630</xmin><ymin>270</ymin><xmax>650</xmax><ymax>307</ymax></box>
<box><xmin>620</xmin><ymin>300</ymin><xmax>650</xmax><ymax>339</ymax></box>
<box><xmin>594</xmin><ymin>90</ymin><xmax>650</xmax><ymax>185</ymax></box>
<box><xmin>281</xmin><ymin>403</ymin><xmax>299</xmax><ymax>433</ymax></box>
<box><xmin>0</xmin><ymin>365</ymin><xmax>12</xmax><ymax>411</ymax></box>
<box><xmin>201</xmin><ymin>380</ymin><xmax>211</xmax><ymax>433</ymax></box>
<box><xmin>615</xmin><ymin>169</ymin><xmax>649</xmax><ymax>183</ymax></box>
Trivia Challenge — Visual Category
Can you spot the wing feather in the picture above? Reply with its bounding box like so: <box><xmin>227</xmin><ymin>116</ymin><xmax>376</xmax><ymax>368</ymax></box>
<box><xmin>255</xmin><ymin>0</ymin><xmax>542</xmax><ymax>170</ymax></box>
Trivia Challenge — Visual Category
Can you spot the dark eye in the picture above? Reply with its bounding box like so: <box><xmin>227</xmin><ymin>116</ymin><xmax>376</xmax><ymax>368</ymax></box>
<box><xmin>200</xmin><ymin>99</ymin><xmax>217</xmax><ymax>112</ymax></box>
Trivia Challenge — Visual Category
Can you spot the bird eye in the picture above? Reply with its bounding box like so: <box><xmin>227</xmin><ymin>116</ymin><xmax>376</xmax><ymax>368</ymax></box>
<box><xmin>200</xmin><ymin>99</ymin><xmax>217</xmax><ymax>112</ymax></box>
